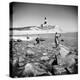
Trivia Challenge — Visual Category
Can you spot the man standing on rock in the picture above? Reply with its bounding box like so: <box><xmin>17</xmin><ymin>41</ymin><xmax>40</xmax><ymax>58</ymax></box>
<box><xmin>55</xmin><ymin>32</ymin><xmax>61</xmax><ymax>48</ymax></box>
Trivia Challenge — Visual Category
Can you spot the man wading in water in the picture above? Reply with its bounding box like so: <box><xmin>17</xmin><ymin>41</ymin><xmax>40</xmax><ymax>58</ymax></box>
<box><xmin>55</xmin><ymin>32</ymin><xmax>61</xmax><ymax>48</ymax></box>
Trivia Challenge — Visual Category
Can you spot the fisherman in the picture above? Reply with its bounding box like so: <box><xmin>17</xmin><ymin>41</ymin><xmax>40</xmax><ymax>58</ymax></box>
<box><xmin>35</xmin><ymin>37</ymin><xmax>40</xmax><ymax>44</ymax></box>
<box><xmin>55</xmin><ymin>32</ymin><xmax>61</xmax><ymax>48</ymax></box>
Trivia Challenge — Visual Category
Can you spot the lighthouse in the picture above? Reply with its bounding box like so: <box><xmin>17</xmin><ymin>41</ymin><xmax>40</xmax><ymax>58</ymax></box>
<box><xmin>44</xmin><ymin>17</ymin><xmax>47</xmax><ymax>25</ymax></box>
<box><xmin>42</xmin><ymin>17</ymin><xmax>48</xmax><ymax>27</ymax></box>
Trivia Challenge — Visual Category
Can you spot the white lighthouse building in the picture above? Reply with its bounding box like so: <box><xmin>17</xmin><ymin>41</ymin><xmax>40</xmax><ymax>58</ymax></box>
<box><xmin>43</xmin><ymin>17</ymin><xmax>48</xmax><ymax>27</ymax></box>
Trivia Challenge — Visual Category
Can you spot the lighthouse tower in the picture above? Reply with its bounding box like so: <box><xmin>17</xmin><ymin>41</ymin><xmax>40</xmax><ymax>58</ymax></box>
<box><xmin>44</xmin><ymin>17</ymin><xmax>47</xmax><ymax>25</ymax></box>
<box><xmin>41</xmin><ymin>17</ymin><xmax>48</xmax><ymax>28</ymax></box>
<box><xmin>43</xmin><ymin>17</ymin><xmax>48</xmax><ymax>26</ymax></box>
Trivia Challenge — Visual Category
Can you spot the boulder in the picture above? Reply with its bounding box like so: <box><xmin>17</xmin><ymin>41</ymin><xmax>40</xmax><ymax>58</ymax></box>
<box><xmin>23</xmin><ymin>63</ymin><xmax>35</xmax><ymax>77</ymax></box>
<box><xmin>27</xmin><ymin>44</ymin><xmax>35</xmax><ymax>48</ymax></box>
<box><xmin>40</xmin><ymin>56</ymin><xmax>49</xmax><ymax>61</ymax></box>
<box><xmin>59</xmin><ymin>44</ymin><xmax>70</xmax><ymax>58</ymax></box>
<box><xmin>23</xmin><ymin>63</ymin><xmax>50</xmax><ymax>77</ymax></box>
<box><xmin>43</xmin><ymin>53</ymin><xmax>48</xmax><ymax>56</ymax></box>
<box><xmin>57</xmin><ymin>54</ymin><xmax>76</xmax><ymax>68</ymax></box>
<box><xmin>26</xmin><ymin>49</ymin><xmax>35</xmax><ymax>55</ymax></box>
<box><xmin>53</xmin><ymin>65</ymin><xmax>67</xmax><ymax>75</ymax></box>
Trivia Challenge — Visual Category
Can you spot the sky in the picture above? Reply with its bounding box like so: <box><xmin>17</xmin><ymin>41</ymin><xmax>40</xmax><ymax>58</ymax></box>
<box><xmin>11</xmin><ymin>2</ymin><xmax>78</xmax><ymax>32</ymax></box>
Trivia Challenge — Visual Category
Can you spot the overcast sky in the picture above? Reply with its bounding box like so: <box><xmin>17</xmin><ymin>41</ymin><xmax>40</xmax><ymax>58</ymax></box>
<box><xmin>11</xmin><ymin>2</ymin><xmax>78</xmax><ymax>32</ymax></box>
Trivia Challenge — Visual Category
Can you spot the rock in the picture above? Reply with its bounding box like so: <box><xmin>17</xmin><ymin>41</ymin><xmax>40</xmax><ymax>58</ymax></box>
<box><xmin>13</xmin><ymin>57</ymin><xmax>18</xmax><ymax>66</ymax></box>
<box><xmin>59</xmin><ymin>44</ymin><xmax>70</xmax><ymax>58</ymax></box>
<box><xmin>57</xmin><ymin>54</ymin><xmax>76</xmax><ymax>68</ymax></box>
<box><xmin>26</xmin><ymin>49</ymin><xmax>35</xmax><ymax>55</ymax></box>
<box><xmin>48</xmin><ymin>59</ymin><xmax>55</xmax><ymax>65</ymax></box>
<box><xmin>43</xmin><ymin>53</ymin><xmax>48</xmax><ymax>56</ymax></box>
<box><xmin>33</xmin><ymin>63</ymin><xmax>48</xmax><ymax>76</ymax></box>
<box><xmin>23</xmin><ymin>63</ymin><xmax>50</xmax><ymax>77</ymax></box>
<box><xmin>27</xmin><ymin>44</ymin><xmax>35</xmax><ymax>48</ymax></box>
<box><xmin>63</xmin><ymin>54</ymin><xmax>76</xmax><ymax>67</ymax></box>
<box><xmin>19</xmin><ymin>62</ymin><xmax>24</xmax><ymax>67</ymax></box>
<box><xmin>67</xmin><ymin>64</ymin><xmax>78</xmax><ymax>74</ymax></box>
<box><xmin>52</xmin><ymin>42</ymin><xmax>56</xmax><ymax>47</ymax></box>
<box><xmin>53</xmin><ymin>65</ymin><xmax>67</xmax><ymax>75</ymax></box>
<box><xmin>57</xmin><ymin>55</ymin><xmax>66</xmax><ymax>66</ymax></box>
<box><xmin>23</xmin><ymin>63</ymin><xmax>35</xmax><ymax>77</ymax></box>
<box><xmin>40</xmin><ymin>56</ymin><xmax>49</xmax><ymax>61</ymax></box>
<box><xmin>19</xmin><ymin>56</ymin><xmax>25</xmax><ymax>62</ymax></box>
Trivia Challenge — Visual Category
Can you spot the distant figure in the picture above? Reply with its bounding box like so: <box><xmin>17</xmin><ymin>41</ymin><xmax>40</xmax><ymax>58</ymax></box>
<box><xmin>41</xmin><ymin>24</ymin><xmax>43</xmax><ymax>28</ymax></box>
<box><xmin>17</xmin><ymin>39</ymin><xmax>22</xmax><ymax>42</ymax></box>
<box><xmin>26</xmin><ymin>34</ymin><xmax>29</xmax><ymax>39</ymax></box>
<box><xmin>55</xmin><ymin>32</ymin><xmax>61</xmax><ymax>48</ymax></box>
<box><xmin>60</xmin><ymin>39</ymin><xmax>64</xmax><ymax>45</ymax></box>
<box><xmin>27</xmin><ymin>36</ymin><xmax>29</xmax><ymax>39</ymax></box>
<box><xmin>35</xmin><ymin>37</ymin><xmax>40</xmax><ymax>44</ymax></box>
<box><xmin>61</xmin><ymin>39</ymin><xmax>64</xmax><ymax>42</ymax></box>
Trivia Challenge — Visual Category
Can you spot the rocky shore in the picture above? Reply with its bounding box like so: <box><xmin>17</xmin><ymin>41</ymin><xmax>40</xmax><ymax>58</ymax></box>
<box><xmin>10</xmin><ymin>39</ymin><xmax>78</xmax><ymax>78</ymax></box>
